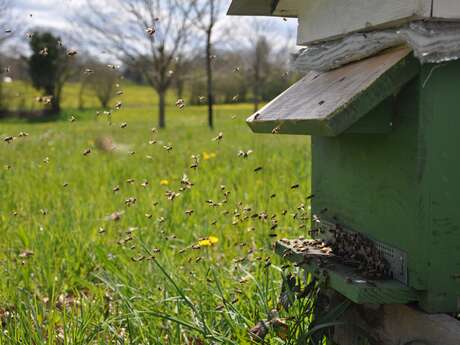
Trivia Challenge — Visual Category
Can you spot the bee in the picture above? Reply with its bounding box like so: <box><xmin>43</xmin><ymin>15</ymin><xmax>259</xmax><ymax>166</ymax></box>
<box><xmin>151</xmin><ymin>128</ymin><xmax>157</xmax><ymax>133</ymax></box>
<box><xmin>69</xmin><ymin>115</ymin><xmax>76</xmax><ymax>122</ymax></box>
<box><xmin>163</xmin><ymin>144</ymin><xmax>173</xmax><ymax>152</ymax></box>
<box><xmin>168</xmin><ymin>70</ymin><xmax>174</xmax><ymax>76</ymax></box>
<box><xmin>231</xmin><ymin>115</ymin><xmax>237</xmax><ymax>120</ymax></box>
<box><xmin>148</xmin><ymin>140</ymin><xmax>157</xmax><ymax>145</ymax></box>
<box><xmin>233</xmin><ymin>66</ymin><xmax>240</xmax><ymax>73</ymax></box>
<box><xmin>83</xmin><ymin>148</ymin><xmax>91</xmax><ymax>156</ymax></box>
<box><xmin>107</xmin><ymin>64</ymin><xmax>120</xmax><ymax>70</ymax></box>
<box><xmin>185</xmin><ymin>209</ymin><xmax>194</xmax><ymax>216</ymax></box>
<box><xmin>126</xmin><ymin>178</ymin><xmax>135</xmax><ymax>184</ymax></box>
<box><xmin>291</xmin><ymin>184</ymin><xmax>300</xmax><ymax>189</ymax></box>
<box><xmin>128</xmin><ymin>151</ymin><xmax>136</xmax><ymax>156</ymax></box>
<box><xmin>212</xmin><ymin>132</ymin><xmax>223</xmax><ymax>142</ymax></box>
<box><xmin>84</xmin><ymin>68</ymin><xmax>94</xmax><ymax>75</ymax></box>
<box><xmin>141</xmin><ymin>180</ymin><xmax>149</xmax><ymax>188</ymax></box>
<box><xmin>272</xmin><ymin>125</ymin><xmax>281</xmax><ymax>134</ymax></box>
<box><xmin>115</xmin><ymin>101</ymin><xmax>122</xmax><ymax>110</ymax></box>
<box><xmin>4</xmin><ymin>29</ymin><xmax>11</xmax><ymax>33</ymax></box>
<box><xmin>40</xmin><ymin>208</ymin><xmax>48</xmax><ymax>215</ymax></box>
<box><xmin>254</xmin><ymin>166</ymin><xmax>263</xmax><ymax>172</ymax></box>
<box><xmin>124</xmin><ymin>197</ymin><xmax>137</xmax><ymax>207</ymax></box>
<box><xmin>120</xmin><ymin>122</ymin><xmax>127</xmax><ymax>128</ymax></box>
<box><xmin>232</xmin><ymin>94</ymin><xmax>239</xmax><ymax>102</ymax></box>
<box><xmin>25</xmin><ymin>32</ymin><xmax>33</xmax><ymax>39</ymax></box>
<box><xmin>113</xmin><ymin>185</ymin><xmax>120</xmax><ymax>192</ymax></box>
<box><xmin>283</xmin><ymin>17</ymin><xmax>287</xmax><ymax>21</ymax></box>
<box><xmin>116</xmin><ymin>90</ymin><xmax>124</xmax><ymax>96</ymax></box>
<box><xmin>238</xmin><ymin>150</ymin><xmax>253</xmax><ymax>158</ymax></box>
<box><xmin>3</xmin><ymin>136</ymin><xmax>14</xmax><ymax>143</ymax></box>
<box><xmin>270</xmin><ymin>194</ymin><xmax>276</xmax><ymax>198</ymax></box>
<box><xmin>145</xmin><ymin>213</ymin><xmax>152</xmax><ymax>219</ymax></box>
<box><xmin>175</xmin><ymin>99</ymin><xmax>185</xmax><ymax>109</ymax></box>
<box><xmin>199</xmin><ymin>96</ymin><xmax>206</xmax><ymax>103</ymax></box>
<box><xmin>18</xmin><ymin>132</ymin><xmax>29</xmax><ymax>137</ymax></box>
<box><xmin>307</xmin><ymin>194</ymin><xmax>315</xmax><ymax>200</ymax></box>
<box><xmin>39</xmin><ymin>47</ymin><xmax>48</xmax><ymax>56</ymax></box>
<box><xmin>131</xmin><ymin>256</ymin><xmax>146</xmax><ymax>262</ymax></box>
<box><xmin>66</xmin><ymin>49</ymin><xmax>78</xmax><ymax>57</ymax></box>
<box><xmin>105</xmin><ymin>211</ymin><xmax>124</xmax><ymax>221</ymax></box>
<box><xmin>98</xmin><ymin>227</ymin><xmax>106</xmax><ymax>234</ymax></box>
<box><xmin>145</xmin><ymin>27</ymin><xmax>156</xmax><ymax>37</ymax></box>
<box><xmin>62</xmin><ymin>182</ymin><xmax>69</xmax><ymax>188</ymax></box>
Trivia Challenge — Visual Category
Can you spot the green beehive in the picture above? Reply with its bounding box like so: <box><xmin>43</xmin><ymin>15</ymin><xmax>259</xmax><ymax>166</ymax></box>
<box><xmin>229</xmin><ymin>1</ymin><xmax>460</xmax><ymax>314</ymax></box>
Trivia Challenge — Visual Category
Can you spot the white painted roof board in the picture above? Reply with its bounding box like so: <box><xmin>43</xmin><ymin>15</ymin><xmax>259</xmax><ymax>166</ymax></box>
<box><xmin>297</xmin><ymin>0</ymin><xmax>432</xmax><ymax>44</ymax></box>
<box><xmin>433</xmin><ymin>0</ymin><xmax>460</xmax><ymax>18</ymax></box>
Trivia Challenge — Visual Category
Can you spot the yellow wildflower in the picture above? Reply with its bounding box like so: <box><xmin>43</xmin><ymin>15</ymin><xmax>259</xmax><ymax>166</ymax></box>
<box><xmin>203</xmin><ymin>152</ymin><xmax>217</xmax><ymax>160</ymax></box>
<box><xmin>160</xmin><ymin>179</ymin><xmax>169</xmax><ymax>186</ymax></box>
<box><xmin>198</xmin><ymin>236</ymin><xmax>219</xmax><ymax>247</ymax></box>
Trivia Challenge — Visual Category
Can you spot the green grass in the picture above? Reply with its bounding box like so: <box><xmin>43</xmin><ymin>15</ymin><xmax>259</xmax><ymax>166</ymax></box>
<box><xmin>0</xmin><ymin>83</ymin><xmax>312</xmax><ymax>344</ymax></box>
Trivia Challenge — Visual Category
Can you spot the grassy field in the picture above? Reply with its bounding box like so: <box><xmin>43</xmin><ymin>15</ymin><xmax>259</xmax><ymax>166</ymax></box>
<box><xmin>0</xmin><ymin>82</ymin><xmax>312</xmax><ymax>344</ymax></box>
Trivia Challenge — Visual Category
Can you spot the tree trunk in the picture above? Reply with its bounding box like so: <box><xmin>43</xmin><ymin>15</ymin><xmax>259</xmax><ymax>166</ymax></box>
<box><xmin>206</xmin><ymin>29</ymin><xmax>214</xmax><ymax>129</ymax></box>
<box><xmin>158</xmin><ymin>89</ymin><xmax>166</xmax><ymax>129</ymax></box>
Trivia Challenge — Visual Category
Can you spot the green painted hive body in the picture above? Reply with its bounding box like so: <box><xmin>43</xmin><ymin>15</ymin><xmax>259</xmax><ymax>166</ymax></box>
<box><xmin>248</xmin><ymin>48</ymin><xmax>460</xmax><ymax>313</ymax></box>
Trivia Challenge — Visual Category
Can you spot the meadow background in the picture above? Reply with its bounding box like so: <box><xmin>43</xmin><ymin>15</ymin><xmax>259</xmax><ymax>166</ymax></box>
<box><xmin>0</xmin><ymin>81</ymin><xmax>312</xmax><ymax>344</ymax></box>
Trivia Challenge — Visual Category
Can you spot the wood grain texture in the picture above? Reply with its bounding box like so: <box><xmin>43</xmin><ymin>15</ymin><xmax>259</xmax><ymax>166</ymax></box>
<box><xmin>297</xmin><ymin>0</ymin><xmax>432</xmax><ymax>44</ymax></box>
<box><xmin>433</xmin><ymin>0</ymin><xmax>460</xmax><ymax>18</ymax></box>
<box><xmin>247</xmin><ymin>46</ymin><xmax>418</xmax><ymax>136</ymax></box>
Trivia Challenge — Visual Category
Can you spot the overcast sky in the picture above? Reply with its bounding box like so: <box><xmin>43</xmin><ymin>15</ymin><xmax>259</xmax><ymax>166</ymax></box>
<box><xmin>7</xmin><ymin>0</ymin><xmax>298</xmax><ymax>58</ymax></box>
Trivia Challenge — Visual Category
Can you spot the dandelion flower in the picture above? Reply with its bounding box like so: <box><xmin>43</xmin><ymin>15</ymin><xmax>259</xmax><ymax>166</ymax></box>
<box><xmin>198</xmin><ymin>236</ymin><xmax>219</xmax><ymax>247</ymax></box>
<box><xmin>160</xmin><ymin>179</ymin><xmax>169</xmax><ymax>186</ymax></box>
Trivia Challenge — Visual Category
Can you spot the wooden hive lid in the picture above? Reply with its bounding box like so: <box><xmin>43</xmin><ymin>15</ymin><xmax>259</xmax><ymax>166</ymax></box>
<box><xmin>247</xmin><ymin>46</ymin><xmax>419</xmax><ymax>137</ymax></box>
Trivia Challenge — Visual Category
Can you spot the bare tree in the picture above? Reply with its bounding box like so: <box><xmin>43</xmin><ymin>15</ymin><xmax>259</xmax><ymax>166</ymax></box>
<box><xmin>250</xmin><ymin>36</ymin><xmax>271</xmax><ymax>112</ymax></box>
<box><xmin>86</xmin><ymin>63</ymin><xmax>119</xmax><ymax>108</ymax></box>
<box><xmin>80</xmin><ymin>0</ymin><xmax>195</xmax><ymax>128</ymax></box>
<box><xmin>192</xmin><ymin>0</ymin><xmax>224</xmax><ymax>129</ymax></box>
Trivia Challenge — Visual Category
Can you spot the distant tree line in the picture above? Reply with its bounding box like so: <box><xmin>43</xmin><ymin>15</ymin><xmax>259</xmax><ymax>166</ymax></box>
<box><xmin>0</xmin><ymin>0</ymin><xmax>298</xmax><ymax>127</ymax></box>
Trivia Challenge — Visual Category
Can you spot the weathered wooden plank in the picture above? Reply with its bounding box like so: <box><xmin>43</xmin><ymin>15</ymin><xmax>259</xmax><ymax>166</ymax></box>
<box><xmin>297</xmin><ymin>0</ymin><xmax>432</xmax><ymax>44</ymax></box>
<box><xmin>433</xmin><ymin>0</ymin><xmax>460</xmax><ymax>18</ymax></box>
<box><xmin>246</xmin><ymin>46</ymin><xmax>418</xmax><ymax>136</ymax></box>
<box><xmin>275</xmin><ymin>240</ymin><xmax>419</xmax><ymax>305</ymax></box>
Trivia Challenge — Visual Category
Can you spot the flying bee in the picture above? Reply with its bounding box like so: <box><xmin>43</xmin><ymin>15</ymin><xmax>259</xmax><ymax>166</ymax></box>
<box><xmin>4</xmin><ymin>29</ymin><xmax>11</xmax><ymax>33</ymax></box>
<box><xmin>25</xmin><ymin>32</ymin><xmax>33</xmax><ymax>39</ymax></box>
<box><xmin>148</xmin><ymin>140</ymin><xmax>157</xmax><ymax>145</ymax></box>
<box><xmin>18</xmin><ymin>131</ymin><xmax>29</xmax><ymax>137</ymax></box>
<box><xmin>175</xmin><ymin>99</ymin><xmax>185</xmax><ymax>109</ymax></box>
<box><xmin>107</xmin><ymin>64</ymin><xmax>120</xmax><ymax>70</ymax></box>
<box><xmin>128</xmin><ymin>151</ymin><xmax>135</xmax><ymax>155</ymax></box>
<box><xmin>233</xmin><ymin>66</ymin><xmax>240</xmax><ymax>73</ymax></box>
<box><xmin>114</xmin><ymin>101</ymin><xmax>122</xmax><ymax>110</ymax></box>
<box><xmin>238</xmin><ymin>150</ymin><xmax>253</xmax><ymax>158</ymax></box>
<box><xmin>141</xmin><ymin>180</ymin><xmax>149</xmax><ymax>188</ymax></box>
<box><xmin>232</xmin><ymin>94</ymin><xmax>239</xmax><ymax>102</ymax></box>
<box><xmin>39</xmin><ymin>47</ymin><xmax>48</xmax><ymax>56</ymax></box>
<box><xmin>272</xmin><ymin>125</ymin><xmax>281</xmax><ymax>134</ymax></box>
<box><xmin>116</xmin><ymin>90</ymin><xmax>124</xmax><ymax>96</ymax></box>
<box><xmin>291</xmin><ymin>184</ymin><xmax>300</xmax><ymax>189</ymax></box>
<box><xmin>62</xmin><ymin>182</ymin><xmax>69</xmax><ymax>188</ymax></box>
<box><xmin>145</xmin><ymin>213</ymin><xmax>152</xmax><ymax>219</ymax></box>
<box><xmin>3</xmin><ymin>136</ymin><xmax>14</xmax><ymax>143</ymax></box>
<box><xmin>105</xmin><ymin>210</ymin><xmax>124</xmax><ymax>222</ymax></box>
<box><xmin>199</xmin><ymin>96</ymin><xmax>206</xmax><ymax>103</ymax></box>
<box><xmin>145</xmin><ymin>27</ymin><xmax>156</xmax><ymax>37</ymax></box>
<box><xmin>113</xmin><ymin>185</ymin><xmax>120</xmax><ymax>192</ymax></box>
<box><xmin>66</xmin><ymin>49</ymin><xmax>78</xmax><ymax>57</ymax></box>
<box><xmin>84</xmin><ymin>68</ymin><xmax>94</xmax><ymax>75</ymax></box>
<box><xmin>40</xmin><ymin>208</ymin><xmax>48</xmax><ymax>215</ymax></box>
<box><xmin>254</xmin><ymin>166</ymin><xmax>263</xmax><ymax>172</ymax></box>
<box><xmin>69</xmin><ymin>115</ymin><xmax>76</xmax><ymax>122</ymax></box>
<box><xmin>120</xmin><ymin>122</ymin><xmax>127</xmax><ymax>128</ymax></box>
<box><xmin>212</xmin><ymin>132</ymin><xmax>223</xmax><ymax>142</ymax></box>
<box><xmin>98</xmin><ymin>227</ymin><xmax>106</xmax><ymax>234</ymax></box>
<box><xmin>163</xmin><ymin>144</ymin><xmax>173</xmax><ymax>152</ymax></box>
<box><xmin>83</xmin><ymin>148</ymin><xmax>91</xmax><ymax>156</ymax></box>
<box><xmin>185</xmin><ymin>209</ymin><xmax>194</xmax><ymax>216</ymax></box>
<box><xmin>131</xmin><ymin>255</ymin><xmax>146</xmax><ymax>262</ymax></box>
